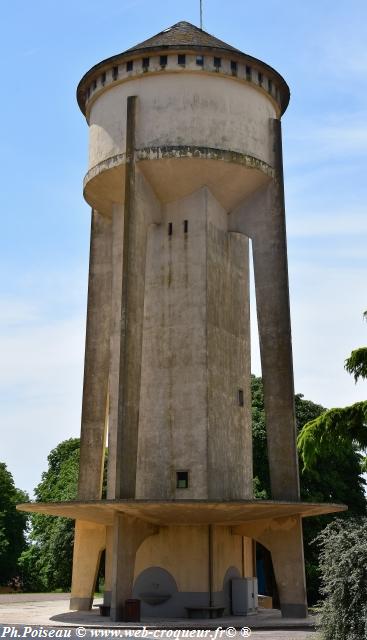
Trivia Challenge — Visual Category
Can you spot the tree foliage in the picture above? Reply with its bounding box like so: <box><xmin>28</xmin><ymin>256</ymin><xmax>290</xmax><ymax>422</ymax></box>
<box><xmin>315</xmin><ymin>518</ymin><xmax>367</xmax><ymax>640</ymax></box>
<box><xmin>251</xmin><ymin>375</ymin><xmax>363</xmax><ymax>504</ymax></box>
<box><xmin>18</xmin><ymin>438</ymin><xmax>80</xmax><ymax>591</ymax></box>
<box><xmin>298</xmin><ymin>401</ymin><xmax>367</xmax><ymax>470</ymax></box>
<box><xmin>251</xmin><ymin>375</ymin><xmax>269</xmax><ymax>498</ymax></box>
<box><xmin>345</xmin><ymin>348</ymin><xmax>367</xmax><ymax>383</ymax></box>
<box><xmin>251</xmin><ymin>375</ymin><xmax>366</xmax><ymax>604</ymax></box>
<box><xmin>0</xmin><ymin>463</ymin><xmax>28</xmax><ymax>585</ymax></box>
<box><xmin>345</xmin><ymin>311</ymin><xmax>367</xmax><ymax>383</ymax></box>
<box><xmin>298</xmin><ymin>311</ymin><xmax>367</xmax><ymax>470</ymax></box>
<box><xmin>19</xmin><ymin>438</ymin><xmax>108</xmax><ymax>592</ymax></box>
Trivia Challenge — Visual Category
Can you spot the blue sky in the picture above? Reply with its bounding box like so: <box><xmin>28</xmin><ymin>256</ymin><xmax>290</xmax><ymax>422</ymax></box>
<box><xmin>1</xmin><ymin>1</ymin><xmax>366</xmax><ymax>495</ymax></box>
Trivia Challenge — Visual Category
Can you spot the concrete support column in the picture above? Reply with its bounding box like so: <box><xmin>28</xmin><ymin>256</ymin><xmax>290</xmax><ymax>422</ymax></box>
<box><xmin>78</xmin><ymin>208</ymin><xmax>112</xmax><ymax>500</ymax></box>
<box><xmin>257</xmin><ymin>516</ymin><xmax>307</xmax><ymax>618</ymax></box>
<box><xmin>103</xmin><ymin>525</ymin><xmax>114</xmax><ymax>606</ymax></box>
<box><xmin>228</xmin><ymin>118</ymin><xmax>299</xmax><ymax>501</ymax></box>
<box><xmin>71</xmin><ymin>209</ymin><xmax>112</xmax><ymax>612</ymax></box>
<box><xmin>242</xmin><ymin>537</ymin><xmax>254</xmax><ymax>578</ymax></box>
<box><xmin>232</xmin><ymin>515</ymin><xmax>307</xmax><ymax>618</ymax></box>
<box><xmin>110</xmin><ymin>514</ymin><xmax>158</xmax><ymax>621</ymax></box>
<box><xmin>70</xmin><ymin>521</ymin><xmax>106</xmax><ymax>611</ymax></box>
<box><xmin>251</xmin><ymin>181</ymin><xmax>299</xmax><ymax>500</ymax></box>
<box><xmin>252</xmin><ymin>119</ymin><xmax>299</xmax><ymax>500</ymax></box>
<box><xmin>115</xmin><ymin>95</ymin><xmax>145</xmax><ymax>499</ymax></box>
<box><xmin>107</xmin><ymin>203</ymin><xmax>124</xmax><ymax>499</ymax></box>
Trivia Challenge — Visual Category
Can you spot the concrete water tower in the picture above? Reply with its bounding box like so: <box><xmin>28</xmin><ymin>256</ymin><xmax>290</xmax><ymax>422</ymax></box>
<box><xmin>19</xmin><ymin>21</ymin><xmax>345</xmax><ymax>621</ymax></box>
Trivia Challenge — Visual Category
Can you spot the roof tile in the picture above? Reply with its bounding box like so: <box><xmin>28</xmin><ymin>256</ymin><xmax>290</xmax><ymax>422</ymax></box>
<box><xmin>126</xmin><ymin>21</ymin><xmax>241</xmax><ymax>54</ymax></box>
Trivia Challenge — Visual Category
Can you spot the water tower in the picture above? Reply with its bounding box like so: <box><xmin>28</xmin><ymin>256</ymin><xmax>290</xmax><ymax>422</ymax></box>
<box><xmin>19</xmin><ymin>21</ymin><xmax>345</xmax><ymax>621</ymax></box>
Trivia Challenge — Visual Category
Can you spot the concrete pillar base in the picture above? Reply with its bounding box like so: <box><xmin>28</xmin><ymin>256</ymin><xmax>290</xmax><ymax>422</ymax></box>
<box><xmin>70</xmin><ymin>520</ymin><xmax>106</xmax><ymax>611</ymax></box>
<box><xmin>280</xmin><ymin>603</ymin><xmax>308</xmax><ymax>618</ymax></box>
<box><xmin>232</xmin><ymin>515</ymin><xmax>308</xmax><ymax>619</ymax></box>
<box><xmin>69</xmin><ymin>597</ymin><xmax>93</xmax><ymax>611</ymax></box>
<box><xmin>110</xmin><ymin>513</ymin><xmax>158</xmax><ymax>621</ymax></box>
<box><xmin>258</xmin><ymin>516</ymin><xmax>307</xmax><ymax>619</ymax></box>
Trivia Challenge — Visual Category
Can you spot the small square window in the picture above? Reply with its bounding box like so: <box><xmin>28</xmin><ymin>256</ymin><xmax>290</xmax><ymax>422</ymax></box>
<box><xmin>258</xmin><ymin>71</ymin><xmax>263</xmax><ymax>86</ymax></box>
<box><xmin>178</xmin><ymin>54</ymin><xmax>186</xmax><ymax>66</ymax></box>
<box><xmin>238</xmin><ymin>389</ymin><xmax>244</xmax><ymax>407</ymax></box>
<box><xmin>160</xmin><ymin>55</ymin><xmax>168</xmax><ymax>67</ymax></box>
<box><xmin>101</xmin><ymin>72</ymin><xmax>106</xmax><ymax>85</ymax></box>
<box><xmin>231</xmin><ymin>60</ymin><xmax>237</xmax><ymax>75</ymax></box>
<box><xmin>142</xmin><ymin>57</ymin><xmax>150</xmax><ymax>70</ymax></box>
<box><xmin>196</xmin><ymin>55</ymin><xmax>204</xmax><ymax>66</ymax></box>
<box><xmin>92</xmin><ymin>79</ymin><xmax>97</xmax><ymax>90</ymax></box>
<box><xmin>176</xmin><ymin>471</ymin><xmax>189</xmax><ymax>489</ymax></box>
<box><xmin>112</xmin><ymin>66</ymin><xmax>118</xmax><ymax>80</ymax></box>
<box><xmin>214</xmin><ymin>57</ymin><xmax>221</xmax><ymax>69</ymax></box>
<box><xmin>246</xmin><ymin>65</ymin><xmax>252</xmax><ymax>81</ymax></box>
<box><xmin>268</xmin><ymin>78</ymin><xmax>272</xmax><ymax>93</ymax></box>
<box><xmin>126</xmin><ymin>60</ymin><xmax>133</xmax><ymax>72</ymax></box>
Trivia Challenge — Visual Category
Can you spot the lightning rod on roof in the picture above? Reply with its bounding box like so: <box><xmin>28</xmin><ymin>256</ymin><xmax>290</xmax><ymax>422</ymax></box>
<box><xmin>200</xmin><ymin>0</ymin><xmax>203</xmax><ymax>29</ymax></box>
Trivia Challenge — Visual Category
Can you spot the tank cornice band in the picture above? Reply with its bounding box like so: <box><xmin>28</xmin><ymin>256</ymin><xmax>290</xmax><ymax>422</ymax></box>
<box><xmin>78</xmin><ymin>46</ymin><xmax>289</xmax><ymax>117</ymax></box>
<box><xmin>83</xmin><ymin>145</ymin><xmax>275</xmax><ymax>192</ymax></box>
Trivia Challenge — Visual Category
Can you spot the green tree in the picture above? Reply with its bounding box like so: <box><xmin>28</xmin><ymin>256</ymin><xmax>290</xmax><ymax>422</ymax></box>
<box><xmin>0</xmin><ymin>462</ymin><xmax>28</xmax><ymax>585</ymax></box>
<box><xmin>251</xmin><ymin>375</ymin><xmax>366</xmax><ymax>604</ymax></box>
<box><xmin>18</xmin><ymin>438</ymin><xmax>80</xmax><ymax>591</ymax></box>
<box><xmin>315</xmin><ymin>517</ymin><xmax>367</xmax><ymax>640</ymax></box>
<box><xmin>298</xmin><ymin>312</ymin><xmax>367</xmax><ymax>469</ymax></box>
<box><xmin>251</xmin><ymin>375</ymin><xmax>269</xmax><ymax>498</ymax></box>
<box><xmin>19</xmin><ymin>438</ymin><xmax>108</xmax><ymax>592</ymax></box>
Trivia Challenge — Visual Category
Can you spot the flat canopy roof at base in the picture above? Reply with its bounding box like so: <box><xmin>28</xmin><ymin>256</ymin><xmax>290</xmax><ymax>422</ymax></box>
<box><xmin>17</xmin><ymin>499</ymin><xmax>346</xmax><ymax>527</ymax></box>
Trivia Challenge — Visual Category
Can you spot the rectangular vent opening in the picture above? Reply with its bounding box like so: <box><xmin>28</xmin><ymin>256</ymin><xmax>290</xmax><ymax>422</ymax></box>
<box><xmin>176</xmin><ymin>471</ymin><xmax>189</xmax><ymax>489</ymax></box>
<box><xmin>238</xmin><ymin>389</ymin><xmax>244</xmax><ymax>407</ymax></box>
<box><xmin>184</xmin><ymin>220</ymin><xmax>188</xmax><ymax>233</ymax></box>
<box><xmin>168</xmin><ymin>222</ymin><xmax>173</xmax><ymax>236</ymax></box>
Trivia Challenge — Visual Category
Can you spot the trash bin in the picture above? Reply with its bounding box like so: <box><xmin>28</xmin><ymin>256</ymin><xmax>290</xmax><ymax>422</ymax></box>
<box><xmin>124</xmin><ymin>598</ymin><xmax>141</xmax><ymax>622</ymax></box>
<box><xmin>99</xmin><ymin>604</ymin><xmax>111</xmax><ymax>617</ymax></box>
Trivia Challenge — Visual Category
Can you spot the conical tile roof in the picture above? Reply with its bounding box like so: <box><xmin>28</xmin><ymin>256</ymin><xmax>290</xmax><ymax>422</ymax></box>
<box><xmin>126</xmin><ymin>21</ymin><xmax>241</xmax><ymax>55</ymax></box>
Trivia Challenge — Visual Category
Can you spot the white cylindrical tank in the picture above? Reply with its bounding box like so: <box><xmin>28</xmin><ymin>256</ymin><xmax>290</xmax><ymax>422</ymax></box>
<box><xmin>77</xmin><ymin>21</ymin><xmax>289</xmax><ymax>216</ymax></box>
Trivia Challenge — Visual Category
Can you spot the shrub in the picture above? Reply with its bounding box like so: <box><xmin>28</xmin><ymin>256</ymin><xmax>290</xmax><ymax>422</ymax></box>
<box><xmin>316</xmin><ymin>518</ymin><xmax>367</xmax><ymax>640</ymax></box>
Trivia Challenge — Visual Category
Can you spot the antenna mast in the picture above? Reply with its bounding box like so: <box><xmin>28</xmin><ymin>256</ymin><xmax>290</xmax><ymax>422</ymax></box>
<box><xmin>200</xmin><ymin>0</ymin><xmax>203</xmax><ymax>29</ymax></box>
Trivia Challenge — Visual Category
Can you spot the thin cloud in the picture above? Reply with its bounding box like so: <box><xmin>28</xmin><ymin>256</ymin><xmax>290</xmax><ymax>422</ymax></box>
<box><xmin>286</xmin><ymin>114</ymin><xmax>367</xmax><ymax>165</ymax></box>
<box><xmin>287</xmin><ymin>210</ymin><xmax>367</xmax><ymax>238</ymax></box>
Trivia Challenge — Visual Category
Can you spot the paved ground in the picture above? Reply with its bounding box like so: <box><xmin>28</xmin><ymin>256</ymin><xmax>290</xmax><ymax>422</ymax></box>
<box><xmin>0</xmin><ymin>593</ymin><xmax>73</xmax><ymax>603</ymax></box>
<box><xmin>0</xmin><ymin>595</ymin><xmax>318</xmax><ymax>639</ymax></box>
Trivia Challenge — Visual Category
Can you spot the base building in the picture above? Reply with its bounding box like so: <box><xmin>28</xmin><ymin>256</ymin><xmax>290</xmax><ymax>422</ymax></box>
<box><xmin>18</xmin><ymin>22</ymin><xmax>345</xmax><ymax>621</ymax></box>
